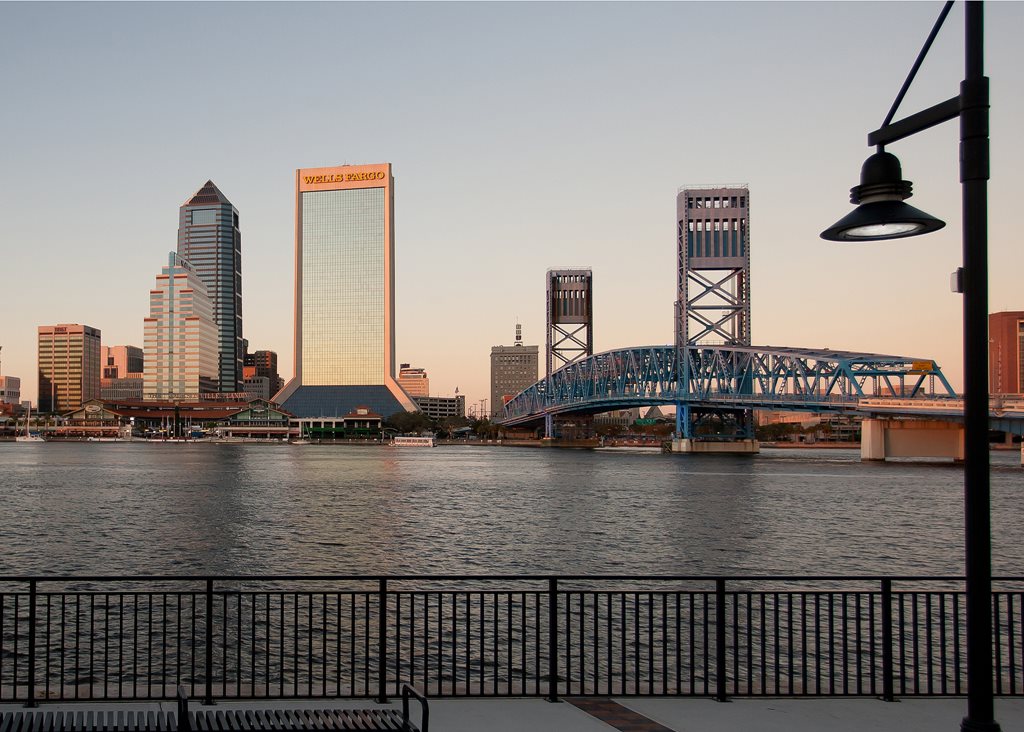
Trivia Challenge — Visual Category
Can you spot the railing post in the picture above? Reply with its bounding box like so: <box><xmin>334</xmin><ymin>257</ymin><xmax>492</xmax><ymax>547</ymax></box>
<box><xmin>377</xmin><ymin>578</ymin><xmax>388</xmax><ymax>704</ymax></box>
<box><xmin>204</xmin><ymin>579</ymin><xmax>214</xmax><ymax>706</ymax></box>
<box><xmin>715</xmin><ymin>578</ymin><xmax>728</xmax><ymax>702</ymax></box>
<box><xmin>547</xmin><ymin>577</ymin><xmax>559</xmax><ymax>703</ymax></box>
<box><xmin>25</xmin><ymin>579</ymin><xmax>37</xmax><ymax>708</ymax></box>
<box><xmin>881</xmin><ymin>578</ymin><xmax>895</xmax><ymax>702</ymax></box>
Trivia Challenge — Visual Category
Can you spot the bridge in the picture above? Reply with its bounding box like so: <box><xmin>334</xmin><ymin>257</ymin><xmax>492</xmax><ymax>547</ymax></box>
<box><xmin>498</xmin><ymin>345</ymin><xmax>1024</xmax><ymax>447</ymax></box>
<box><xmin>495</xmin><ymin>187</ymin><xmax>1023</xmax><ymax>457</ymax></box>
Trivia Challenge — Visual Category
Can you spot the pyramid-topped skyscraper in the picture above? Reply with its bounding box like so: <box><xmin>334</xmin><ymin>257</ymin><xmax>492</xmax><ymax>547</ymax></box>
<box><xmin>177</xmin><ymin>180</ymin><xmax>243</xmax><ymax>393</ymax></box>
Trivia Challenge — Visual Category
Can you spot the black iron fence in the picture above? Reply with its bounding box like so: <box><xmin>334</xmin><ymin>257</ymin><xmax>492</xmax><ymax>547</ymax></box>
<box><xmin>0</xmin><ymin>575</ymin><xmax>1020</xmax><ymax>704</ymax></box>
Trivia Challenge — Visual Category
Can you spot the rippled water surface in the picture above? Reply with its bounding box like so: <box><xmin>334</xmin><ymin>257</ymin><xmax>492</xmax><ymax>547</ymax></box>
<box><xmin>1</xmin><ymin>444</ymin><xmax>1021</xmax><ymax>576</ymax></box>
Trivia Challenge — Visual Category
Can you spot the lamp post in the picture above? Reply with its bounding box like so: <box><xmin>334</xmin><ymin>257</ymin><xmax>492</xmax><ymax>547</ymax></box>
<box><xmin>821</xmin><ymin>3</ymin><xmax>996</xmax><ymax>729</ymax></box>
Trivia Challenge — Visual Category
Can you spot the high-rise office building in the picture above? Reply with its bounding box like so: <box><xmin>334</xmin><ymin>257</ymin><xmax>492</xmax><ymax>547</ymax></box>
<box><xmin>990</xmin><ymin>310</ymin><xmax>1024</xmax><ymax>394</ymax></box>
<box><xmin>143</xmin><ymin>253</ymin><xmax>219</xmax><ymax>399</ymax></box>
<box><xmin>398</xmin><ymin>364</ymin><xmax>430</xmax><ymax>398</ymax></box>
<box><xmin>277</xmin><ymin>163</ymin><xmax>416</xmax><ymax>418</ymax></box>
<box><xmin>177</xmin><ymin>181</ymin><xmax>243</xmax><ymax>392</ymax></box>
<box><xmin>490</xmin><ymin>326</ymin><xmax>538</xmax><ymax>418</ymax></box>
<box><xmin>38</xmin><ymin>324</ymin><xmax>101</xmax><ymax>413</ymax></box>
<box><xmin>102</xmin><ymin>345</ymin><xmax>144</xmax><ymax>379</ymax></box>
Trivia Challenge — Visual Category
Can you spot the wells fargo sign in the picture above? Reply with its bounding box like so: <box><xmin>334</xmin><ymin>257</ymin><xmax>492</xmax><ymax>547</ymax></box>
<box><xmin>302</xmin><ymin>171</ymin><xmax>386</xmax><ymax>185</ymax></box>
<box><xmin>298</xmin><ymin>166</ymin><xmax>389</xmax><ymax>190</ymax></box>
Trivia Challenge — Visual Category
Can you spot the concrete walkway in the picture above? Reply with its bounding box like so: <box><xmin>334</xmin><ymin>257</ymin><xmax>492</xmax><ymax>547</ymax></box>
<box><xmin>3</xmin><ymin>696</ymin><xmax>1023</xmax><ymax>731</ymax></box>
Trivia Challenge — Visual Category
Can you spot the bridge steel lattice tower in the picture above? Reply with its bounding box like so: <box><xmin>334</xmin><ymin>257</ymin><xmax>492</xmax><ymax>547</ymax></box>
<box><xmin>545</xmin><ymin>269</ymin><xmax>593</xmax><ymax>437</ymax></box>
<box><xmin>675</xmin><ymin>186</ymin><xmax>753</xmax><ymax>441</ymax></box>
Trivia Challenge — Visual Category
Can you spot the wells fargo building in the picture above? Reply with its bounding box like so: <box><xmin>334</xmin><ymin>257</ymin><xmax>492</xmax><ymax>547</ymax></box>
<box><xmin>276</xmin><ymin>164</ymin><xmax>416</xmax><ymax>418</ymax></box>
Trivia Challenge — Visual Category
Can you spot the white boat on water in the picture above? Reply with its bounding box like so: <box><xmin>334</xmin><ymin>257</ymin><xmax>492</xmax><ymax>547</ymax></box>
<box><xmin>391</xmin><ymin>436</ymin><xmax>435</xmax><ymax>447</ymax></box>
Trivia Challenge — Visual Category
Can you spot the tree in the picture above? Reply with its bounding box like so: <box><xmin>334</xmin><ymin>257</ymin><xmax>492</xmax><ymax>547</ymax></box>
<box><xmin>385</xmin><ymin>411</ymin><xmax>435</xmax><ymax>435</ymax></box>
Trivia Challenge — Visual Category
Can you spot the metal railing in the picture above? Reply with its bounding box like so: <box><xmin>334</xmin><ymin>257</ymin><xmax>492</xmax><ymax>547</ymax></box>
<box><xmin>0</xmin><ymin>575</ymin><xmax>1020</xmax><ymax>705</ymax></box>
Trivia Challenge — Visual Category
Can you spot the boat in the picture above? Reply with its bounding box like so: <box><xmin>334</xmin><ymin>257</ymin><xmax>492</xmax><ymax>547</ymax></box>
<box><xmin>14</xmin><ymin>405</ymin><xmax>45</xmax><ymax>442</ymax></box>
<box><xmin>391</xmin><ymin>436</ymin><xmax>435</xmax><ymax>447</ymax></box>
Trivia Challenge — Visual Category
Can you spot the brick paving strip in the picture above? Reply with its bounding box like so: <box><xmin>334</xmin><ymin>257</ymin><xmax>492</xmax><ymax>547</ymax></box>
<box><xmin>567</xmin><ymin>697</ymin><xmax>678</xmax><ymax>732</ymax></box>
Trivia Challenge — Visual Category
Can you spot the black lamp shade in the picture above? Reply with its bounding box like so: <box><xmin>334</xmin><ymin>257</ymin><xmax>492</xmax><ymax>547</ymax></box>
<box><xmin>821</xmin><ymin>200</ymin><xmax>946</xmax><ymax>241</ymax></box>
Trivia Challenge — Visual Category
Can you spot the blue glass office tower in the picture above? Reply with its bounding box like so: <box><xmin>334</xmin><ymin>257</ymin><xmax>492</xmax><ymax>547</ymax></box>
<box><xmin>177</xmin><ymin>181</ymin><xmax>243</xmax><ymax>393</ymax></box>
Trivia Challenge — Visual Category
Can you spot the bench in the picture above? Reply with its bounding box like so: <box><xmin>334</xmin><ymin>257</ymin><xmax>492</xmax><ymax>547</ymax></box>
<box><xmin>0</xmin><ymin>710</ymin><xmax>177</xmax><ymax>731</ymax></box>
<box><xmin>177</xmin><ymin>686</ymin><xmax>429</xmax><ymax>731</ymax></box>
<box><xmin>0</xmin><ymin>686</ymin><xmax>429</xmax><ymax>732</ymax></box>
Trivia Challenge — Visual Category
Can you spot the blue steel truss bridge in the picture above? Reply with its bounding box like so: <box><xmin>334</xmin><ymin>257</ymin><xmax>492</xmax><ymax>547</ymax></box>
<box><xmin>499</xmin><ymin>344</ymin><xmax>1024</xmax><ymax>435</ymax></box>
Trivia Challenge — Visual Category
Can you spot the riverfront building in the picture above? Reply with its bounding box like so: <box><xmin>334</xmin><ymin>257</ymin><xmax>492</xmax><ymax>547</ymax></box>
<box><xmin>101</xmin><ymin>376</ymin><xmax>144</xmax><ymax>401</ymax></box>
<box><xmin>990</xmin><ymin>310</ymin><xmax>1024</xmax><ymax>394</ymax></box>
<box><xmin>143</xmin><ymin>253</ymin><xmax>219</xmax><ymax>399</ymax></box>
<box><xmin>177</xmin><ymin>181</ymin><xmax>243</xmax><ymax>393</ymax></box>
<box><xmin>490</xmin><ymin>326</ymin><xmax>539</xmax><ymax>418</ymax></box>
<box><xmin>398</xmin><ymin>364</ymin><xmax>430</xmax><ymax>398</ymax></box>
<box><xmin>37</xmin><ymin>324</ymin><xmax>101</xmax><ymax>413</ymax></box>
<box><xmin>415</xmin><ymin>394</ymin><xmax>466</xmax><ymax>420</ymax></box>
<box><xmin>276</xmin><ymin>163</ymin><xmax>416</xmax><ymax>418</ymax></box>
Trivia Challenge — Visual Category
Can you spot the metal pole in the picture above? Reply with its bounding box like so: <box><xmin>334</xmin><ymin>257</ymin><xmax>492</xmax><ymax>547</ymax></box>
<box><xmin>25</xmin><ymin>579</ymin><xmax>37</xmax><ymax>708</ymax></box>
<box><xmin>547</xmin><ymin>578</ymin><xmax>559</xmax><ymax>703</ymax></box>
<box><xmin>204</xmin><ymin>579</ymin><xmax>214</xmax><ymax>705</ymax></box>
<box><xmin>960</xmin><ymin>3</ymin><xmax>997</xmax><ymax>730</ymax></box>
<box><xmin>715</xmin><ymin>578</ymin><xmax>728</xmax><ymax>702</ymax></box>
<box><xmin>881</xmin><ymin>579</ymin><xmax>895</xmax><ymax>702</ymax></box>
<box><xmin>377</xmin><ymin>578</ymin><xmax>388</xmax><ymax>704</ymax></box>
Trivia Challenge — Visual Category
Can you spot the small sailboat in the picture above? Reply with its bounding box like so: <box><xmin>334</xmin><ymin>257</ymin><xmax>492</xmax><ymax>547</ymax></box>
<box><xmin>14</xmin><ymin>405</ymin><xmax>45</xmax><ymax>442</ymax></box>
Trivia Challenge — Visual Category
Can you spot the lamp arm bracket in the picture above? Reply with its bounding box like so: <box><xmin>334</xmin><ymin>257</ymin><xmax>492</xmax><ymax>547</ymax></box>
<box><xmin>881</xmin><ymin>0</ymin><xmax>955</xmax><ymax>129</ymax></box>
<box><xmin>868</xmin><ymin>95</ymin><xmax>961</xmax><ymax>148</ymax></box>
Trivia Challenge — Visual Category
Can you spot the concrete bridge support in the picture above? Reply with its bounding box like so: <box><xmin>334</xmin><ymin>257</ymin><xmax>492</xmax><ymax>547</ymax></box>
<box><xmin>861</xmin><ymin>418</ymin><xmax>964</xmax><ymax>461</ymax></box>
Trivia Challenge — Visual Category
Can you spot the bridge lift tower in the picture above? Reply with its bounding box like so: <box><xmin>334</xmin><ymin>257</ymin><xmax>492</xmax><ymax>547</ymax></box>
<box><xmin>675</xmin><ymin>185</ymin><xmax>755</xmax><ymax>445</ymax></box>
<box><xmin>545</xmin><ymin>269</ymin><xmax>593</xmax><ymax>438</ymax></box>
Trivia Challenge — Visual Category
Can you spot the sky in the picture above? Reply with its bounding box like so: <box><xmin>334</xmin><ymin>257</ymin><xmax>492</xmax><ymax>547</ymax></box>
<box><xmin>1</xmin><ymin>1</ymin><xmax>1022</xmax><ymax>412</ymax></box>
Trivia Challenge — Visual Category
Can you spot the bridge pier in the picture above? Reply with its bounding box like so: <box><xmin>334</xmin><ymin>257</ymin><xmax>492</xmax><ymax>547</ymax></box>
<box><xmin>670</xmin><ymin>438</ymin><xmax>759</xmax><ymax>454</ymax></box>
<box><xmin>861</xmin><ymin>418</ymin><xmax>964</xmax><ymax>461</ymax></box>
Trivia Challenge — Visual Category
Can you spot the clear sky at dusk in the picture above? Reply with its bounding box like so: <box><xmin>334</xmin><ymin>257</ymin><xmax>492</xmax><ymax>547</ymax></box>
<box><xmin>1</xmin><ymin>1</ymin><xmax>1022</xmax><ymax>411</ymax></box>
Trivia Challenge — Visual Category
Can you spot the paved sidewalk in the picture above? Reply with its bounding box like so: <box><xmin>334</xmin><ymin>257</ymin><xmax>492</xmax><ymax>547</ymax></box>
<box><xmin>3</xmin><ymin>696</ymin><xmax>1023</xmax><ymax>731</ymax></box>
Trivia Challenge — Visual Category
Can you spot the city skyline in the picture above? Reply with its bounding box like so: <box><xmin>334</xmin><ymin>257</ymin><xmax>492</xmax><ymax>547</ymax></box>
<box><xmin>2</xmin><ymin>2</ymin><xmax>1023</xmax><ymax>411</ymax></box>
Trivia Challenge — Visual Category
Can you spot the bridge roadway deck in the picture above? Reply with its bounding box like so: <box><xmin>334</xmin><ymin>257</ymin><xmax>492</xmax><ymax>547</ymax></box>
<box><xmin>4</xmin><ymin>697</ymin><xmax>1022</xmax><ymax>732</ymax></box>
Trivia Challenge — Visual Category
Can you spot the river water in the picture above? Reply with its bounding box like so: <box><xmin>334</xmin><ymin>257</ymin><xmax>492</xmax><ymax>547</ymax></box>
<box><xmin>1</xmin><ymin>443</ymin><xmax>1021</xmax><ymax>577</ymax></box>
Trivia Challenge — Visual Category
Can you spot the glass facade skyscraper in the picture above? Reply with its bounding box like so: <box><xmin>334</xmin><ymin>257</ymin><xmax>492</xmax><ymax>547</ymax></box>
<box><xmin>277</xmin><ymin>164</ymin><xmax>416</xmax><ymax>418</ymax></box>
<box><xmin>177</xmin><ymin>181</ymin><xmax>242</xmax><ymax>393</ymax></box>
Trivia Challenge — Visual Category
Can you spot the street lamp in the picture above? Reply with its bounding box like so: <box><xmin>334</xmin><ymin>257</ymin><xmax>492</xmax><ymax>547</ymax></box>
<box><xmin>821</xmin><ymin>3</ymin><xmax>996</xmax><ymax>730</ymax></box>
